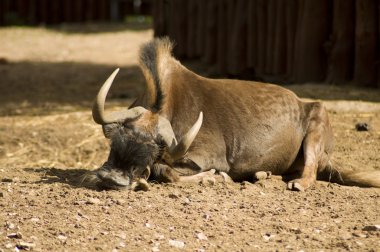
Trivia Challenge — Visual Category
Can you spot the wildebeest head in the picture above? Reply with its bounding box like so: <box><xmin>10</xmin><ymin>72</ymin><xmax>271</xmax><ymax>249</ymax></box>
<box><xmin>92</xmin><ymin>69</ymin><xmax>203</xmax><ymax>189</ymax></box>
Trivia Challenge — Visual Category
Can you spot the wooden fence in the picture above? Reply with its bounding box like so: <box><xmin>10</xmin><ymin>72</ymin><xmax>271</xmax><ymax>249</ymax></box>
<box><xmin>153</xmin><ymin>0</ymin><xmax>380</xmax><ymax>88</ymax></box>
<box><xmin>0</xmin><ymin>0</ymin><xmax>152</xmax><ymax>25</ymax></box>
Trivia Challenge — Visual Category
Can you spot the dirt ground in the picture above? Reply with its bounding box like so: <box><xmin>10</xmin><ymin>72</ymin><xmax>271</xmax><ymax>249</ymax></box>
<box><xmin>0</xmin><ymin>25</ymin><xmax>379</xmax><ymax>252</ymax></box>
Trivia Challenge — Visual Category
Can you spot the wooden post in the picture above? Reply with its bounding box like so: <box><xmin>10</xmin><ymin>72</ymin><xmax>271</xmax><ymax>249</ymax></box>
<box><xmin>273</xmin><ymin>0</ymin><xmax>286</xmax><ymax>76</ymax></box>
<box><xmin>175</xmin><ymin>0</ymin><xmax>188</xmax><ymax>58</ymax></box>
<box><xmin>153</xmin><ymin>0</ymin><xmax>166</xmax><ymax>37</ymax></box>
<box><xmin>354</xmin><ymin>0</ymin><xmax>378</xmax><ymax>87</ymax></box>
<box><xmin>216</xmin><ymin>0</ymin><xmax>228</xmax><ymax>74</ymax></box>
<box><xmin>256</xmin><ymin>0</ymin><xmax>268</xmax><ymax>76</ymax></box>
<box><xmin>204</xmin><ymin>0</ymin><xmax>217</xmax><ymax>64</ymax></box>
<box><xmin>265</xmin><ymin>0</ymin><xmax>276</xmax><ymax>74</ymax></box>
<box><xmin>195</xmin><ymin>0</ymin><xmax>205</xmax><ymax>58</ymax></box>
<box><xmin>247</xmin><ymin>0</ymin><xmax>258</xmax><ymax>70</ymax></box>
<box><xmin>228</xmin><ymin>0</ymin><xmax>248</xmax><ymax>76</ymax></box>
<box><xmin>326</xmin><ymin>0</ymin><xmax>355</xmax><ymax>84</ymax></box>
<box><xmin>187</xmin><ymin>0</ymin><xmax>197</xmax><ymax>58</ymax></box>
<box><xmin>285</xmin><ymin>0</ymin><xmax>298</xmax><ymax>81</ymax></box>
<box><xmin>378</xmin><ymin>1</ymin><xmax>380</xmax><ymax>88</ymax></box>
<box><xmin>293</xmin><ymin>0</ymin><xmax>331</xmax><ymax>83</ymax></box>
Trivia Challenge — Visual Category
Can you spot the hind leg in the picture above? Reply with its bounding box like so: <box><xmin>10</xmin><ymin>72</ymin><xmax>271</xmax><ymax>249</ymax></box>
<box><xmin>288</xmin><ymin>102</ymin><xmax>334</xmax><ymax>191</ymax></box>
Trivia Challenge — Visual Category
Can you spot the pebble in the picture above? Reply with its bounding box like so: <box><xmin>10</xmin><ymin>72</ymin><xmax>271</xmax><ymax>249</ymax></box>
<box><xmin>6</xmin><ymin>222</ymin><xmax>15</xmax><ymax>229</ymax></box>
<box><xmin>86</xmin><ymin>197</ymin><xmax>101</xmax><ymax>205</ymax></box>
<box><xmin>168</xmin><ymin>239</ymin><xmax>185</xmax><ymax>249</ymax></box>
<box><xmin>355</xmin><ymin>122</ymin><xmax>370</xmax><ymax>131</ymax></box>
<box><xmin>57</xmin><ymin>235</ymin><xmax>67</xmax><ymax>242</ymax></box>
<box><xmin>363</xmin><ymin>225</ymin><xmax>380</xmax><ymax>231</ymax></box>
<box><xmin>152</xmin><ymin>246</ymin><xmax>160</xmax><ymax>252</ymax></box>
<box><xmin>16</xmin><ymin>241</ymin><xmax>36</xmax><ymax>250</ymax></box>
<box><xmin>7</xmin><ymin>232</ymin><xmax>23</xmax><ymax>239</ymax></box>
<box><xmin>196</xmin><ymin>232</ymin><xmax>208</xmax><ymax>240</ymax></box>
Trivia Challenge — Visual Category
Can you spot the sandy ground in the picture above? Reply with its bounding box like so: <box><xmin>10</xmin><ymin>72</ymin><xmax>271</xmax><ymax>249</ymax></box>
<box><xmin>0</xmin><ymin>25</ymin><xmax>379</xmax><ymax>251</ymax></box>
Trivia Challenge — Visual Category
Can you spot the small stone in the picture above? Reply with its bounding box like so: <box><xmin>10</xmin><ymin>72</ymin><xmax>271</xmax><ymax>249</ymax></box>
<box><xmin>145</xmin><ymin>223</ymin><xmax>151</xmax><ymax>228</ymax></box>
<box><xmin>116</xmin><ymin>232</ymin><xmax>126</xmax><ymax>239</ymax></box>
<box><xmin>6</xmin><ymin>222</ymin><xmax>16</xmax><ymax>229</ymax></box>
<box><xmin>363</xmin><ymin>225</ymin><xmax>380</xmax><ymax>231</ymax></box>
<box><xmin>168</xmin><ymin>239</ymin><xmax>185</xmax><ymax>249</ymax></box>
<box><xmin>183</xmin><ymin>198</ymin><xmax>190</xmax><ymax>205</ymax></box>
<box><xmin>16</xmin><ymin>241</ymin><xmax>35</xmax><ymax>250</ymax></box>
<box><xmin>262</xmin><ymin>233</ymin><xmax>274</xmax><ymax>241</ymax></box>
<box><xmin>30</xmin><ymin>217</ymin><xmax>40</xmax><ymax>222</ymax></box>
<box><xmin>116</xmin><ymin>242</ymin><xmax>126</xmax><ymax>248</ymax></box>
<box><xmin>152</xmin><ymin>246</ymin><xmax>160</xmax><ymax>252</ymax></box>
<box><xmin>353</xmin><ymin>232</ymin><xmax>367</xmax><ymax>238</ymax></box>
<box><xmin>7</xmin><ymin>232</ymin><xmax>23</xmax><ymax>239</ymax></box>
<box><xmin>196</xmin><ymin>232</ymin><xmax>208</xmax><ymax>240</ymax></box>
<box><xmin>339</xmin><ymin>232</ymin><xmax>352</xmax><ymax>240</ymax></box>
<box><xmin>355</xmin><ymin>122</ymin><xmax>370</xmax><ymax>131</ymax></box>
<box><xmin>86</xmin><ymin>197</ymin><xmax>101</xmax><ymax>205</ymax></box>
<box><xmin>58</xmin><ymin>235</ymin><xmax>67</xmax><ymax>241</ymax></box>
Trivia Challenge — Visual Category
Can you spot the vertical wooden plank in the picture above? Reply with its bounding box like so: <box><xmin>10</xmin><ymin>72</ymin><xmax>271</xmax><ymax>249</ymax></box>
<box><xmin>354</xmin><ymin>0</ymin><xmax>378</xmax><ymax>87</ymax></box>
<box><xmin>51</xmin><ymin>0</ymin><xmax>60</xmax><ymax>24</ymax></box>
<box><xmin>0</xmin><ymin>0</ymin><xmax>4</xmax><ymax>25</ymax></box>
<box><xmin>40</xmin><ymin>0</ymin><xmax>48</xmax><ymax>24</ymax></box>
<box><xmin>378</xmin><ymin>1</ymin><xmax>380</xmax><ymax>88</ymax></box>
<box><xmin>153</xmin><ymin>0</ymin><xmax>166</xmax><ymax>37</ymax></box>
<box><xmin>247</xmin><ymin>0</ymin><xmax>257</xmax><ymax>69</ymax></box>
<box><xmin>256</xmin><ymin>0</ymin><xmax>267</xmax><ymax>76</ymax></box>
<box><xmin>187</xmin><ymin>0</ymin><xmax>197</xmax><ymax>58</ymax></box>
<box><xmin>27</xmin><ymin>0</ymin><xmax>37</xmax><ymax>25</ymax></box>
<box><xmin>195</xmin><ymin>0</ymin><xmax>205</xmax><ymax>57</ymax></box>
<box><xmin>228</xmin><ymin>0</ymin><xmax>248</xmax><ymax>75</ymax></box>
<box><xmin>176</xmin><ymin>0</ymin><xmax>188</xmax><ymax>58</ymax></box>
<box><xmin>293</xmin><ymin>0</ymin><xmax>330</xmax><ymax>82</ymax></box>
<box><xmin>204</xmin><ymin>0</ymin><xmax>217</xmax><ymax>64</ymax></box>
<box><xmin>273</xmin><ymin>0</ymin><xmax>286</xmax><ymax>76</ymax></box>
<box><xmin>326</xmin><ymin>0</ymin><xmax>355</xmax><ymax>84</ymax></box>
<box><xmin>285</xmin><ymin>0</ymin><xmax>298</xmax><ymax>81</ymax></box>
<box><xmin>265</xmin><ymin>0</ymin><xmax>276</xmax><ymax>74</ymax></box>
<box><xmin>216</xmin><ymin>0</ymin><xmax>228</xmax><ymax>74</ymax></box>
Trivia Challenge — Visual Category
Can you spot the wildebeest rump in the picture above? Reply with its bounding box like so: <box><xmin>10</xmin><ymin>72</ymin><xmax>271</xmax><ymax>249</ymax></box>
<box><xmin>92</xmin><ymin>38</ymin><xmax>380</xmax><ymax>191</ymax></box>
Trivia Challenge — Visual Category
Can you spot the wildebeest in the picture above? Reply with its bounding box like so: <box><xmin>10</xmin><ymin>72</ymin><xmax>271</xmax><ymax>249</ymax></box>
<box><xmin>92</xmin><ymin>38</ymin><xmax>380</xmax><ymax>191</ymax></box>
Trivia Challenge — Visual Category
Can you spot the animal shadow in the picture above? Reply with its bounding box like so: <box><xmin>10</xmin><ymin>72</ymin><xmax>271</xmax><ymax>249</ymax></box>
<box><xmin>25</xmin><ymin>167</ymin><xmax>100</xmax><ymax>190</ymax></box>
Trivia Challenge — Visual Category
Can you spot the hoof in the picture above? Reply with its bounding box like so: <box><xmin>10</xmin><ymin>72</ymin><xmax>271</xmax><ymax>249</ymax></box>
<box><xmin>254</xmin><ymin>171</ymin><xmax>272</xmax><ymax>181</ymax></box>
<box><xmin>287</xmin><ymin>180</ymin><xmax>306</xmax><ymax>191</ymax></box>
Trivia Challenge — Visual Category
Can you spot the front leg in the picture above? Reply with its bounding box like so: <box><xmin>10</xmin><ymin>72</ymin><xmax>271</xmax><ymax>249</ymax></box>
<box><xmin>150</xmin><ymin>164</ymin><xmax>231</xmax><ymax>184</ymax></box>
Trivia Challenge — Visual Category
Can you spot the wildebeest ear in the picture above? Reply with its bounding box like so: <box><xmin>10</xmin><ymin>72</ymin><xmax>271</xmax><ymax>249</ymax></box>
<box><xmin>102</xmin><ymin>124</ymin><xmax>119</xmax><ymax>139</ymax></box>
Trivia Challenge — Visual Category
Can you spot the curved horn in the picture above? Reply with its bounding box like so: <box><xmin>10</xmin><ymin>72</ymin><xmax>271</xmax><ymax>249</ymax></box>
<box><xmin>159</xmin><ymin>112</ymin><xmax>203</xmax><ymax>162</ymax></box>
<box><xmin>92</xmin><ymin>68</ymin><xmax>147</xmax><ymax>124</ymax></box>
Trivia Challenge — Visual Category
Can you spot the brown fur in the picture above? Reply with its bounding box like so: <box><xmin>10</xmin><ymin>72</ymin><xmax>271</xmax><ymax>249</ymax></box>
<box><xmin>99</xmin><ymin>38</ymin><xmax>380</xmax><ymax>191</ymax></box>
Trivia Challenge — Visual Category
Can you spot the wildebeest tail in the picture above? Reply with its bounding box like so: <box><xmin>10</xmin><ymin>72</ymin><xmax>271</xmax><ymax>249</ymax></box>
<box><xmin>138</xmin><ymin>37</ymin><xmax>175</xmax><ymax>111</ymax></box>
<box><xmin>318</xmin><ymin>159</ymin><xmax>380</xmax><ymax>188</ymax></box>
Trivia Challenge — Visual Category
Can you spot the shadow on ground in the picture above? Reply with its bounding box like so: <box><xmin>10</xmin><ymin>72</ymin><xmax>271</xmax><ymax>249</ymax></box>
<box><xmin>25</xmin><ymin>167</ymin><xmax>100</xmax><ymax>190</ymax></box>
<box><xmin>0</xmin><ymin>61</ymin><xmax>144</xmax><ymax>116</ymax></box>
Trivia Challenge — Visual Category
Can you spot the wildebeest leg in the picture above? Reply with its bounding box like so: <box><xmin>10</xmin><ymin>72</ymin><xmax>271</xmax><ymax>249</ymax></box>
<box><xmin>288</xmin><ymin>102</ymin><xmax>333</xmax><ymax>191</ymax></box>
<box><xmin>151</xmin><ymin>164</ymin><xmax>232</xmax><ymax>184</ymax></box>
